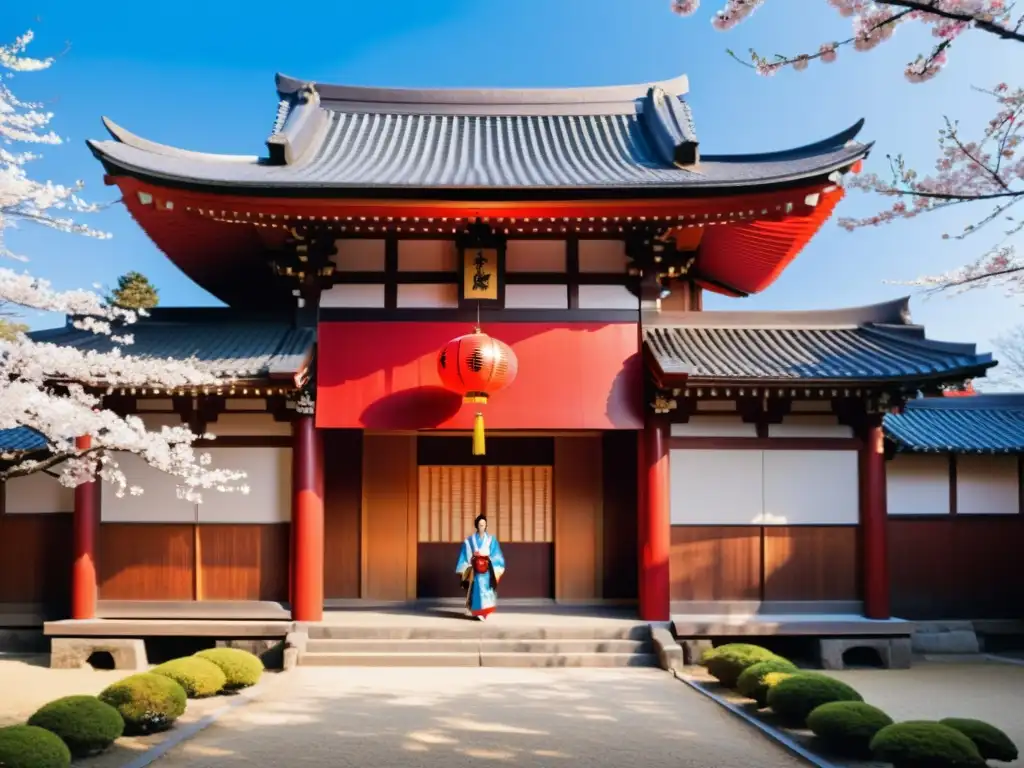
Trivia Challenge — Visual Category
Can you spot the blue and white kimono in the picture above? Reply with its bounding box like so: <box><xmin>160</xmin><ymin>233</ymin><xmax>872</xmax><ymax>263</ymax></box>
<box><xmin>455</xmin><ymin>532</ymin><xmax>506</xmax><ymax>618</ymax></box>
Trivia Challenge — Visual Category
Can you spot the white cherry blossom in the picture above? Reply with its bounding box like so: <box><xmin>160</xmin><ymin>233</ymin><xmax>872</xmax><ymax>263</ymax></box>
<box><xmin>0</xmin><ymin>31</ymin><xmax>246</xmax><ymax>502</ymax></box>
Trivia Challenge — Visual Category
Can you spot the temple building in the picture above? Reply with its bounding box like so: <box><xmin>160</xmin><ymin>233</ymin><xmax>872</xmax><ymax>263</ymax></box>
<box><xmin>1</xmin><ymin>72</ymin><xmax>1019</xmax><ymax>629</ymax></box>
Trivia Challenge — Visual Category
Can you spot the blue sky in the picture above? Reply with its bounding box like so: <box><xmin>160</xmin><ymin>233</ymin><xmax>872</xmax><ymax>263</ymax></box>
<box><xmin>5</xmin><ymin>0</ymin><xmax>1023</xmax><ymax>363</ymax></box>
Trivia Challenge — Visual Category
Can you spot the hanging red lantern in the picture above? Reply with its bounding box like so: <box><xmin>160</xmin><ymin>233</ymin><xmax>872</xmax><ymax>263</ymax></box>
<box><xmin>437</xmin><ymin>328</ymin><xmax>518</xmax><ymax>456</ymax></box>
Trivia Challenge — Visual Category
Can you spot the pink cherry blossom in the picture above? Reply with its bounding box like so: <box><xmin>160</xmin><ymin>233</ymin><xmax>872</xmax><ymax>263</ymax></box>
<box><xmin>670</xmin><ymin>1</ymin><xmax>1024</xmax><ymax>294</ymax></box>
<box><xmin>0</xmin><ymin>32</ymin><xmax>247</xmax><ymax>501</ymax></box>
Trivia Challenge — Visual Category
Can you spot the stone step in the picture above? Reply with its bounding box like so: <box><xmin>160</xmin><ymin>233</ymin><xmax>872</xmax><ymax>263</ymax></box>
<box><xmin>304</xmin><ymin>638</ymin><xmax>652</xmax><ymax>654</ymax></box>
<box><xmin>480</xmin><ymin>653</ymin><xmax>659</xmax><ymax>668</ymax></box>
<box><xmin>306</xmin><ymin>625</ymin><xmax>650</xmax><ymax>641</ymax></box>
<box><xmin>298</xmin><ymin>651</ymin><xmax>659</xmax><ymax>668</ymax></box>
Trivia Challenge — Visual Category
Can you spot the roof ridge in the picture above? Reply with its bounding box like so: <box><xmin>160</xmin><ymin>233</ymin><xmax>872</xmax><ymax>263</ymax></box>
<box><xmin>643</xmin><ymin>297</ymin><xmax>913</xmax><ymax>329</ymax></box>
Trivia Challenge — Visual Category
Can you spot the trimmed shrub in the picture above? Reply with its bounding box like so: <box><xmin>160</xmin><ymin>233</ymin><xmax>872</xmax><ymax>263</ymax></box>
<box><xmin>736</xmin><ymin>659</ymin><xmax>799</xmax><ymax>706</ymax></box>
<box><xmin>98</xmin><ymin>673</ymin><xmax>187</xmax><ymax>735</ymax></box>
<box><xmin>194</xmin><ymin>647</ymin><xmax>263</xmax><ymax>691</ymax></box>
<box><xmin>806</xmin><ymin>701</ymin><xmax>894</xmax><ymax>758</ymax></box>
<box><xmin>940</xmin><ymin>718</ymin><xmax>1019</xmax><ymax>763</ymax></box>
<box><xmin>700</xmin><ymin>643</ymin><xmax>785</xmax><ymax>688</ymax></box>
<box><xmin>766</xmin><ymin>672</ymin><xmax>863</xmax><ymax>727</ymax></box>
<box><xmin>870</xmin><ymin>721</ymin><xmax>985</xmax><ymax>768</ymax></box>
<box><xmin>27</xmin><ymin>695</ymin><xmax>124</xmax><ymax>758</ymax></box>
<box><xmin>0</xmin><ymin>725</ymin><xmax>71</xmax><ymax>768</ymax></box>
<box><xmin>152</xmin><ymin>656</ymin><xmax>228</xmax><ymax>698</ymax></box>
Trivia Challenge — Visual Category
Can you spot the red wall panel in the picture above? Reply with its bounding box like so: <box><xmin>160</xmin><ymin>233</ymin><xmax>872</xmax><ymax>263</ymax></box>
<box><xmin>317</xmin><ymin>322</ymin><xmax>642</xmax><ymax>430</ymax></box>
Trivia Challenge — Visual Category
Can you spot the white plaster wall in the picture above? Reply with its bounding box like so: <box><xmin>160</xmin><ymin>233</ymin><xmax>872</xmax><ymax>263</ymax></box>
<box><xmin>887</xmin><ymin>454</ymin><xmax>950</xmax><ymax>516</ymax></box>
<box><xmin>396</xmin><ymin>283</ymin><xmax>460</xmax><ymax>309</ymax></box>
<box><xmin>505</xmin><ymin>240</ymin><xmax>566</xmax><ymax>272</ymax></box>
<box><xmin>956</xmin><ymin>454</ymin><xmax>1019</xmax><ymax>515</ymax></box>
<box><xmin>398</xmin><ymin>240</ymin><xmax>457</xmax><ymax>271</ymax></box>
<box><xmin>768</xmin><ymin>416</ymin><xmax>854</xmax><ymax>438</ymax></box>
<box><xmin>670</xmin><ymin>449</ymin><xmax>763</xmax><ymax>525</ymax></box>
<box><xmin>101</xmin><ymin>452</ymin><xmax>197</xmax><ymax>523</ymax></box>
<box><xmin>319</xmin><ymin>284</ymin><xmax>386</xmax><ymax>308</ymax></box>
<box><xmin>138</xmin><ymin>413</ymin><xmax>185</xmax><ymax>431</ymax></box>
<box><xmin>198</xmin><ymin>447</ymin><xmax>292</xmax><ymax>523</ymax></box>
<box><xmin>332</xmin><ymin>239</ymin><xmax>386</xmax><ymax>272</ymax></box>
<box><xmin>504</xmin><ymin>284</ymin><xmax>569</xmax><ymax>309</ymax></box>
<box><xmin>136</xmin><ymin>398</ymin><xmax>176</xmax><ymax>412</ymax></box>
<box><xmin>4</xmin><ymin>467</ymin><xmax>74</xmax><ymax>514</ymax></box>
<box><xmin>671</xmin><ymin>416</ymin><xmax>757</xmax><ymax>438</ymax></box>
<box><xmin>762</xmin><ymin>450</ymin><xmax>859</xmax><ymax>525</ymax></box>
<box><xmin>577</xmin><ymin>284</ymin><xmax>638</xmax><ymax>310</ymax></box>
<box><xmin>578</xmin><ymin>240</ymin><xmax>628</xmax><ymax>273</ymax></box>
<box><xmin>207</xmin><ymin>413</ymin><xmax>292</xmax><ymax>437</ymax></box>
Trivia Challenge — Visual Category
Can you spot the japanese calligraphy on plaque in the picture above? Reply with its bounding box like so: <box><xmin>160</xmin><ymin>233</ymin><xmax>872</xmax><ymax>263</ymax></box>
<box><xmin>462</xmin><ymin>247</ymin><xmax>499</xmax><ymax>301</ymax></box>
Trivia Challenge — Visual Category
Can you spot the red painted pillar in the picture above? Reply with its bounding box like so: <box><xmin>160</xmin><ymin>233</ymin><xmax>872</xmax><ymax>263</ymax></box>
<box><xmin>639</xmin><ymin>414</ymin><xmax>670</xmax><ymax>621</ymax></box>
<box><xmin>291</xmin><ymin>415</ymin><xmax>324</xmax><ymax>622</ymax></box>
<box><xmin>71</xmin><ymin>435</ymin><xmax>98</xmax><ymax>620</ymax></box>
<box><xmin>861</xmin><ymin>414</ymin><xmax>890</xmax><ymax>619</ymax></box>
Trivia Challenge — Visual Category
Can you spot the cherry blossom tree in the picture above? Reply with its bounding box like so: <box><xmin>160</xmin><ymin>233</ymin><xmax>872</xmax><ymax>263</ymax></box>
<box><xmin>671</xmin><ymin>1</ymin><xmax>1024</xmax><ymax>296</ymax></box>
<box><xmin>0</xmin><ymin>31</ymin><xmax>247</xmax><ymax>501</ymax></box>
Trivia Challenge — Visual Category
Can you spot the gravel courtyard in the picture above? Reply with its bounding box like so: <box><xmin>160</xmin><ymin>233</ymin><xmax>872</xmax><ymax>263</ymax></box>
<box><xmin>148</xmin><ymin>666</ymin><xmax>802</xmax><ymax>768</ymax></box>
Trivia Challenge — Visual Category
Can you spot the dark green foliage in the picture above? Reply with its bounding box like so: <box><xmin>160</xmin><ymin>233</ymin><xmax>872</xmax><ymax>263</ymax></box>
<box><xmin>940</xmin><ymin>718</ymin><xmax>1019</xmax><ymax>762</ymax></box>
<box><xmin>805</xmin><ymin>701</ymin><xmax>894</xmax><ymax>758</ymax></box>
<box><xmin>194</xmin><ymin>647</ymin><xmax>264</xmax><ymax>690</ymax></box>
<box><xmin>98</xmin><ymin>673</ymin><xmax>187</xmax><ymax>735</ymax></box>
<box><xmin>736</xmin><ymin>659</ymin><xmax>800</xmax><ymax>706</ymax></box>
<box><xmin>0</xmin><ymin>725</ymin><xmax>72</xmax><ymax>768</ymax></box>
<box><xmin>27</xmin><ymin>695</ymin><xmax>124</xmax><ymax>758</ymax></box>
<box><xmin>107</xmin><ymin>271</ymin><xmax>159</xmax><ymax>310</ymax></box>
<box><xmin>700</xmin><ymin>643</ymin><xmax>785</xmax><ymax>688</ymax></box>
<box><xmin>766</xmin><ymin>672</ymin><xmax>863</xmax><ymax>727</ymax></box>
<box><xmin>870</xmin><ymin>721</ymin><xmax>986</xmax><ymax>768</ymax></box>
<box><xmin>152</xmin><ymin>656</ymin><xmax>228</xmax><ymax>698</ymax></box>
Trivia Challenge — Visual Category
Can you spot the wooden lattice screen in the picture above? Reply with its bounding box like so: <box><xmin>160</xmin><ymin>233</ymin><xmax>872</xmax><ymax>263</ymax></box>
<box><xmin>417</xmin><ymin>465</ymin><xmax>553</xmax><ymax>543</ymax></box>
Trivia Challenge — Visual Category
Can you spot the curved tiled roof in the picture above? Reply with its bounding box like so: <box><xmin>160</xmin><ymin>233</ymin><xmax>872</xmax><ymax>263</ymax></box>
<box><xmin>0</xmin><ymin>427</ymin><xmax>47</xmax><ymax>456</ymax></box>
<box><xmin>87</xmin><ymin>73</ymin><xmax>870</xmax><ymax>194</ymax></box>
<box><xmin>885</xmin><ymin>394</ymin><xmax>1024</xmax><ymax>453</ymax></box>
<box><xmin>643</xmin><ymin>297</ymin><xmax>994</xmax><ymax>385</ymax></box>
<box><xmin>30</xmin><ymin>310</ymin><xmax>315</xmax><ymax>382</ymax></box>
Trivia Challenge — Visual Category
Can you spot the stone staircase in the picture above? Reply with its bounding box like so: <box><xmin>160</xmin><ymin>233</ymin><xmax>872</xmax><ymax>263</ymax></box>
<box><xmin>296</xmin><ymin>622</ymin><xmax>657</xmax><ymax>668</ymax></box>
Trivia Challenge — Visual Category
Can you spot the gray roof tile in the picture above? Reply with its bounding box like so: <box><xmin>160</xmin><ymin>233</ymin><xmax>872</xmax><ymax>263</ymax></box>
<box><xmin>885</xmin><ymin>394</ymin><xmax>1024</xmax><ymax>453</ymax></box>
<box><xmin>87</xmin><ymin>74</ymin><xmax>870</xmax><ymax>192</ymax></box>
<box><xmin>644</xmin><ymin>298</ymin><xmax>994</xmax><ymax>385</ymax></box>
<box><xmin>30</xmin><ymin>311</ymin><xmax>314</xmax><ymax>381</ymax></box>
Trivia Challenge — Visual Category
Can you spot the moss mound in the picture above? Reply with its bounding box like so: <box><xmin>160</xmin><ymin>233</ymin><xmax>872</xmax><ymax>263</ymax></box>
<box><xmin>98</xmin><ymin>673</ymin><xmax>187</xmax><ymax>735</ymax></box>
<box><xmin>736</xmin><ymin>659</ymin><xmax>799</xmax><ymax>706</ymax></box>
<box><xmin>152</xmin><ymin>656</ymin><xmax>228</xmax><ymax>698</ymax></box>
<box><xmin>194</xmin><ymin>647</ymin><xmax>264</xmax><ymax>690</ymax></box>
<box><xmin>871</xmin><ymin>721</ymin><xmax>985</xmax><ymax>768</ymax></box>
<box><xmin>0</xmin><ymin>725</ymin><xmax>72</xmax><ymax>768</ymax></box>
<box><xmin>766</xmin><ymin>672</ymin><xmax>862</xmax><ymax>727</ymax></box>
<box><xmin>700</xmin><ymin>643</ymin><xmax>785</xmax><ymax>688</ymax></box>
<box><xmin>940</xmin><ymin>718</ymin><xmax>1019</xmax><ymax>762</ymax></box>
<box><xmin>27</xmin><ymin>695</ymin><xmax>124</xmax><ymax>758</ymax></box>
<box><xmin>805</xmin><ymin>701</ymin><xmax>894</xmax><ymax>758</ymax></box>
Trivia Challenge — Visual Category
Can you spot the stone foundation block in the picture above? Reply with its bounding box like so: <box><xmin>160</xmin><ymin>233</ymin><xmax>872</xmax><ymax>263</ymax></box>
<box><xmin>283</xmin><ymin>630</ymin><xmax>308</xmax><ymax>671</ymax></box>
<box><xmin>216</xmin><ymin>638</ymin><xmax>285</xmax><ymax>669</ymax></box>
<box><xmin>50</xmin><ymin>638</ymin><xmax>148</xmax><ymax>671</ymax></box>
<box><xmin>650</xmin><ymin>627</ymin><xmax>683</xmax><ymax>671</ymax></box>
<box><xmin>819</xmin><ymin>637</ymin><xmax>912</xmax><ymax>670</ymax></box>
<box><xmin>911</xmin><ymin>626</ymin><xmax>980</xmax><ymax>655</ymax></box>
<box><xmin>677</xmin><ymin>638</ymin><xmax>714</xmax><ymax>666</ymax></box>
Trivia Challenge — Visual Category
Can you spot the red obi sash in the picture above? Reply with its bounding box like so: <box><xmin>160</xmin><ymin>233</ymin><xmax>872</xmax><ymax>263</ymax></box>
<box><xmin>472</xmin><ymin>553</ymin><xmax>490</xmax><ymax>574</ymax></box>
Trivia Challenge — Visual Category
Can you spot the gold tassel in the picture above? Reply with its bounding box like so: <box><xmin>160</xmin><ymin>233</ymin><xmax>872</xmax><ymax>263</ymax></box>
<box><xmin>472</xmin><ymin>411</ymin><xmax>486</xmax><ymax>456</ymax></box>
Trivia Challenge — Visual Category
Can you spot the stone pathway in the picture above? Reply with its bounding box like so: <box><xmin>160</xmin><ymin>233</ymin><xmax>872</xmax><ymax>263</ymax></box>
<box><xmin>150</xmin><ymin>667</ymin><xmax>802</xmax><ymax>767</ymax></box>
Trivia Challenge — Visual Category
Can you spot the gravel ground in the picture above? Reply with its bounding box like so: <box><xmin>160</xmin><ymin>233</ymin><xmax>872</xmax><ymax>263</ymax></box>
<box><xmin>0</xmin><ymin>654</ymin><xmax>258</xmax><ymax>768</ymax></box>
<box><xmin>147</xmin><ymin>666</ymin><xmax>804</xmax><ymax>768</ymax></box>
<box><xmin>686</xmin><ymin>658</ymin><xmax>1024</xmax><ymax>768</ymax></box>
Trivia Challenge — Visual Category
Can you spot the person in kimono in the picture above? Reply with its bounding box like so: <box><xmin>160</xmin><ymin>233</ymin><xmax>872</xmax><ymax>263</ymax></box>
<box><xmin>456</xmin><ymin>514</ymin><xmax>506</xmax><ymax>620</ymax></box>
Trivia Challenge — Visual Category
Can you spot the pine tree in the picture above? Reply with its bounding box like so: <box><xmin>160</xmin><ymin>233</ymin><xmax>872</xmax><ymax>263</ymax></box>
<box><xmin>107</xmin><ymin>271</ymin><xmax>159</xmax><ymax>310</ymax></box>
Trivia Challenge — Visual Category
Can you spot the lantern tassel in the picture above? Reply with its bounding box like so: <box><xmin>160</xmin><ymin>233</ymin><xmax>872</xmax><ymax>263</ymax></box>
<box><xmin>472</xmin><ymin>412</ymin><xmax>486</xmax><ymax>456</ymax></box>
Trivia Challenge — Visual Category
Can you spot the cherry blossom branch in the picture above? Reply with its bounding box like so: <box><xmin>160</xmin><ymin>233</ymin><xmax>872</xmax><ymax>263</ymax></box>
<box><xmin>672</xmin><ymin>1</ymin><xmax>1021</xmax><ymax>82</ymax></box>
